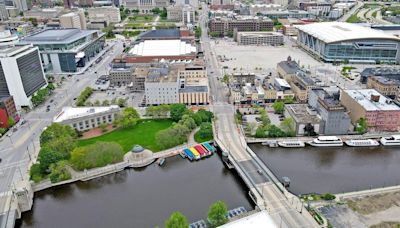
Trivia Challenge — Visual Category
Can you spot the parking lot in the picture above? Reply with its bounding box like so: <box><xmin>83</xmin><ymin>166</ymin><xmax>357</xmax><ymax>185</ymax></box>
<box><xmin>88</xmin><ymin>88</ymin><xmax>145</xmax><ymax>107</ymax></box>
<box><xmin>212</xmin><ymin>39</ymin><xmax>321</xmax><ymax>74</ymax></box>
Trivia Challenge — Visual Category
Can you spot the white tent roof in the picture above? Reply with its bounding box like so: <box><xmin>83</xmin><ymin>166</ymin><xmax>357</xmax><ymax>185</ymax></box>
<box><xmin>129</xmin><ymin>40</ymin><xmax>197</xmax><ymax>56</ymax></box>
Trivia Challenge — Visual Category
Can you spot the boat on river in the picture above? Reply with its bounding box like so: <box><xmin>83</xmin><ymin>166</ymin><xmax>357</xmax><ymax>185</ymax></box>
<box><xmin>278</xmin><ymin>141</ymin><xmax>305</xmax><ymax>148</ymax></box>
<box><xmin>307</xmin><ymin>136</ymin><xmax>343</xmax><ymax>147</ymax></box>
<box><xmin>380</xmin><ymin>135</ymin><xmax>400</xmax><ymax>146</ymax></box>
<box><xmin>345</xmin><ymin>139</ymin><xmax>379</xmax><ymax>147</ymax></box>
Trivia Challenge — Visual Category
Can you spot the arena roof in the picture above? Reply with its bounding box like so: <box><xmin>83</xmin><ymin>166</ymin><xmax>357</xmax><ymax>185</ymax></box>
<box><xmin>295</xmin><ymin>22</ymin><xmax>400</xmax><ymax>43</ymax></box>
<box><xmin>129</xmin><ymin>40</ymin><xmax>196</xmax><ymax>57</ymax></box>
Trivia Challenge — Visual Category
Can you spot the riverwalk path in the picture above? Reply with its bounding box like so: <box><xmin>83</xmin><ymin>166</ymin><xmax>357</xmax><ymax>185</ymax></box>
<box><xmin>31</xmin><ymin>142</ymin><xmax>199</xmax><ymax>192</ymax></box>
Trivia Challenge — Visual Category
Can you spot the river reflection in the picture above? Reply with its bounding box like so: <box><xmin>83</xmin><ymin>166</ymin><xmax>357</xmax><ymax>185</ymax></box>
<box><xmin>250</xmin><ymin>144</ymin><xmax>400</xmax><ymax>195</ymax></box>
<box><xmin>17</xmin><ymin>155</ymin><xmax>253</xmax><ymax>228</ymax></box>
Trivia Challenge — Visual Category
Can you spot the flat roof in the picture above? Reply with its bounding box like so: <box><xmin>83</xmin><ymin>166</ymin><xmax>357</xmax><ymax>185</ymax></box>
<box><xmin>295</xmin><ymin>22</ymin><xmax>400</xmax><ymax>43</ymax></box>
<box><xmin>20</xmin><ymin>28</ymin><xmax>100</xmax><ymax>45</ymax></box>
<box><xmin>218</xmin><ymin>211</ymin><xmax>277</xmax><ymax>228</ymax></box>
<box><xmin>286</xmin><ymin>104</ymin><xmax>321</xmax><ymax>123</ymax></box>
<box><xmin>129</xmin><ymin>40</ymin><xmax>196</xmax><ymax>57</ymax></box>
<box><xmin>274</xmin><ymin>78</ymin><xmax>291</xmax><ymax>88</ymax></box>
<box><xmin>343</xmin><ymin>89</ymin><xmax>400</xmax><ymax>111</ymax></box>
<box><xmin>179</xmin><ymin>85</ymin><xmax>208</xmax><ymax>93</ymax></box>
<box><xmin>53</xmin><ymin>105</ymin><xmax>119</xmax><ymax>122</ymax></box>
<box><xmin>140</xmin><ymin>29</ymin><xmax>180</xmax><ymax>39</ymax></box>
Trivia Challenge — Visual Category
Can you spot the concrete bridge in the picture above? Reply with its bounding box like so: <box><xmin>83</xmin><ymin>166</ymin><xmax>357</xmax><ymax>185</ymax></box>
<box><xmin>211</xmin><ymin>104</ymin><xmax>319</xmax><ymax>228</ymax></box>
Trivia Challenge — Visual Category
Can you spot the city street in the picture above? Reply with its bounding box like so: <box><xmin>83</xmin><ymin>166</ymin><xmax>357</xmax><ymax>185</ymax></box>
<box><xmin>0</xmin><ymin>40</ymin><xmax>124</xmax><ymax>215</ymax></box>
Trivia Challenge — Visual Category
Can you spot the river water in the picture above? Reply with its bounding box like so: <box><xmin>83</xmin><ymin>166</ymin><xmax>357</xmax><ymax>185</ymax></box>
<box><xmin>250</xmin><ymin>144</ymin><xmax>400</xmax><ymax>195</ymax></box>
<box><xmin>16</xmin><ymin>155</ymin><xmax>253</xmax><ymax>228</ymax></box>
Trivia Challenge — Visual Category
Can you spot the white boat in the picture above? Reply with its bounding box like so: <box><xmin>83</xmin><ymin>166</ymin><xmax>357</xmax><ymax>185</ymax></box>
<box><xmin>345</xmin><ymin>139</ymin><xmax>380</xmax><ymax>147</ymax></box>
<box><xmin>278</xmin><ymin>141</ymin><xmax>305</xmax><ymax>148</ymax></box>
<box><xmin>380</xmin><ymin>135</ymin><xmax>400</xmax><ymax>146</ymax></box>
<box><xmin>307</xmin><ymin>136</ymin><xmax>343</xmax><ymax>147</ymax></box>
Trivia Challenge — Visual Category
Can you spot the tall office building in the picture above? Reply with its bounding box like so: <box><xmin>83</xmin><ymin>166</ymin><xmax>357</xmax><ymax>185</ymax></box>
<box><xmin>0</xmin><ymin>0</ymin><xmax>8</xmax><ymax>21</ymax></box>
<box><xmin>60</xmin><ymin>11</ymin><xmax>86</xmax><ymax>29</ymax></box>
<box><xmin>0</xmin><ymin>45</ymin><xmax>47</xmax><ymax>108</ymax></box>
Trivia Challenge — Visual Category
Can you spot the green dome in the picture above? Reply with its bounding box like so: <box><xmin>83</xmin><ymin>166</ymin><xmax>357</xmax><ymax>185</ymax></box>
<box><xmin>131</xmin><ymin>145</ymin><xmax>144</xmax><ymax>153</ymax></box>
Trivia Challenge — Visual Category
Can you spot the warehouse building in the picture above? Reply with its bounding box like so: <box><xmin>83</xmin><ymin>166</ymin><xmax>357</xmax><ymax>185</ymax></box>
<box><xmin>296</xmin><ymin>22</ymin><xmax>400</xmax><ymax>64</ymax></box>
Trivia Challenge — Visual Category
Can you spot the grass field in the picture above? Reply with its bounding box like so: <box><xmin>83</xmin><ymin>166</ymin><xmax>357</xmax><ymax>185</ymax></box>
<box><xmin>194</xmin><ymin>131</ymin><xmax>213</xmax><ymax>143</ymax></box>
<box><xmin>77</xmin><ymin>119</ymin><xmax>174</xmax><ymax>152</ymax></box>
<box><xmin>346</xmin><ymin>14</ymin><xmax>363</xmax><ymax>23</ymax></box>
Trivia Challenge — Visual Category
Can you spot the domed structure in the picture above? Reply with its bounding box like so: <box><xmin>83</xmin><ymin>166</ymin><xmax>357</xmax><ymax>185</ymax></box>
<box><xmin>131</xmin><ymin>145</ymin><xmax>145</xmax><ymax>153</ymax></box>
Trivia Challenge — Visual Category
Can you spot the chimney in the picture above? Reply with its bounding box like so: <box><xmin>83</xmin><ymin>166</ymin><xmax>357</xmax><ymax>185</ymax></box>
<box><xmin>370</xmin><ymin>94</ymin><xmax>380</xmax><ymax>102</ymax></box>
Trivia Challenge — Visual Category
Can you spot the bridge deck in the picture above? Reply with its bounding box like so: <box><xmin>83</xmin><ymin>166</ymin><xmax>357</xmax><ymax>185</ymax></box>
<box><xmin>212</xmin><ymin>104</ymin><xmax>319</xmax><ymax>228</ymax></box>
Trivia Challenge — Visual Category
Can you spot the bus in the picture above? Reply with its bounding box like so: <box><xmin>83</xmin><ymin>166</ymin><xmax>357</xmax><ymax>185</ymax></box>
<box><xmin>184</xmin><ymin>149</ymin><xmax>194</xmax><ymax>161</ymax></box>
<box><xmin>194</xmin><ymin>145</ymin><xmax>207</xmax><ymax>158</ymax></box>
<box><xmin>189</xmin><ymin>147</ymin><xmax>201</xmax><ymax>160</ymax></box>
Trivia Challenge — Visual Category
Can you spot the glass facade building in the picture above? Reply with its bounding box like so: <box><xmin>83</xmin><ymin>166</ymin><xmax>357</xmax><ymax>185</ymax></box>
<box><xmin>296</xmin><ymin>22</ymin><xmax>400</xmax><ymax>64</ymax></box>
<box><xmin>19</xmin><ymin>28</ymin><xmax>105</xmax><ymax>73</ymax></box>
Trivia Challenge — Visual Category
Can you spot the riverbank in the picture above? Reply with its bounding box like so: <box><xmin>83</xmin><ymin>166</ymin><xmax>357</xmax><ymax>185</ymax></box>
<box><xmin>17</xmin><ymin>155</ymin><xmax>254</xmax><ymax>228</ymax></box>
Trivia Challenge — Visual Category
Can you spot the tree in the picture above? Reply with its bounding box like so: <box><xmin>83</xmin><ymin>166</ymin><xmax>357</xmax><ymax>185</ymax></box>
<box><xmin>0</xmin><ymin>128</ymin><xmax>6</xmax><ymax>135</ymax></box>
<box><xmin>222</xmin><ymin>74</ymin><xmax>230</xmax><ymax>85</ymax></box>
<box><xmin>7</xmin><ymin>117</ymin><xmax>15</xmax><ymax>128</ymax></box>
<box><xmin>195</xmin><ymin>26</ymin><xmax>202</xmax><ymax>38</ymax></box>
<box><xmin>99</xmin><ymin>123</ymin><xmax>108</xmax><ymax>133</ymax></box>
<box><xmin>170</xmin><ymin>104</ymin><xmax>187</xmax><ymax>122</ymax></box>
<box><xmin>117</xmin><ymin>98</ymin><xmax>127</xmax><ymax>107</ymax></box>
<box><xmin>280</xmin><ymin>117</ymin><xmax>295</xmax><ymax>136</ymax></box>
<box><xmin>70</xmin><ymin>142</ymin><xmax>124</xmax><ymax>170</ymax></box>
<box><xmin>198</xmin><ymin>122</ymin><xmax>213</xmax><ymax>139</ymax></box>
<box><xmin>165</xmin><ymin>212</ymin><xmax>189</xmax><ymax>228</ymax></box>
<box><xmin>356</xmin><ymin>117</ymin><xmax>367</xmax><ymax>134</ymax></box>
<box><xmin>120</xmin><ymin>107</ymin><xmax>140</xmax><ymax>128</ymax></box>
<box><xmin>283</xmin><ymin>96</ymin><xmax>294</xmax><ymax>104</ymax></box>
<box><xmin>47</xmin><ymin>83</ymin><xmax>55</xmax><ymax>90</ymax></box>
<box><xmin>29</xmin><ymin>164</ymin><xmax>42</xmax><ymax>183</ymax></box>
<box><xmin>160</xmin><ymin>7</ymin><xmax>167</xmax><ymax>19</ymax></box>
<box><xmin>179</xmin><ymin>114</ymin><xmax>196</xmax><ymax>130</ymax></box>
<box><xmin>111</xmin><ymin>98</ymin><xmax>117</xmax><ymax>105</ymax></box>
<box><xmin>94</xmin><ymin>100</ymin><xmax>101</xmax><ymax>106</ymax></box>
<box><xmin>102</xmin><ymin>100</ymin><xmax>110</xmax><ymax>106</ymax></box>
<box><xmin>156</xmin><ymin>123</ymin><xmax>190</xmax><ymax>149</ymax></box>
<box><xmin>38</xmin><ymin>146</ymin><xmax>65</xmax><ymax>174</ymax></box>
<box><xmin>259</xmin><ymin>109</ymin><xmax>270</xmax><ymax>126</ymax></box>
<box><xmin>40</xmin><ymin>123</ymin><xmax>77</xmax><ymax>145</ymax></box>
<box><xmin>207</xmin><ymin>201</ymin><xmax>228</xmax><ymax>227</ymax></box>
<box><xmin>49</xmin><ymin>161</ymin><xmax>72</xmax><ymax>183</ymax></box>
<box><xmin>304</xmin><ymin>123</ymin><xmax>316</xmax><ymax>136</ymax></box>
<box><xmin>272</xmin><ymin>101</ymin><xmax>285</xmax><ymax>114</ymax></box>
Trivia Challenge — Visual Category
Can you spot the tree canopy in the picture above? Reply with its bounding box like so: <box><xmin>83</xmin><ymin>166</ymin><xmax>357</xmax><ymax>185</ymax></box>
<box><xmin>165</xmin><ymin>212</ymin><xmax>189</xmax><ymax>228</ymax></box>
<box><xmin>120</xmin><ymin>107</ymin><xmax>140</xmax><ymax>128</ymax></box>
<box><xmin>170</xmin><ymin>104</ymin><xmax>187</xmax><ymax>122</ymax></box>
<box><xmin>70</xmin><ymin>142</ymin><xmax>124</xmax><ymax>170</ymax></box>
<box><xmin>207</xmin><ymin>201</ymin><xmax>228</xmax><ymax>227</ymax></box>
<box><xmin>272</xmin><ymin>101</ymin><xmax>285</xmax><ymax>114</ymax></box>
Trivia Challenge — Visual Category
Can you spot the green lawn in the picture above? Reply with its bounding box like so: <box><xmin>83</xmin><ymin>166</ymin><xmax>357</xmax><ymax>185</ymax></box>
<box><xmin>346</xmin><ymin>14</ymin><xmax>363</xmax><ymax>23</ymax></box>
<box><xmin>194</xmin><ymin>131</ymin><xmax>213</xmax><ymax>143</ymax></box>
<box><xmin>77</xmin><ymin>119</ymin><xmax>174</xmax><ymax>152</ymax></box>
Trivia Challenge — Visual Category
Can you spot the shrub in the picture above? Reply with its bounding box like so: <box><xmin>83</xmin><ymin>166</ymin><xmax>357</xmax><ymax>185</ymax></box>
<box><xmin>30</xmin><ymin>164</ymin><xmax>43</xmax><ymax>183</ymax></box>
<box><xmin>321</xmin><ymin>193</ymin><xmax>336</xmax><ymax>201</ymax></box>
<box><xmin>49</xmin><ymin>161</ymin><xmax>72</xmax><ymax>183</ymax></box>
<box><xmin>70</xmin><ymin>142</ymin><xmax>124</xmax><ymax>170</ymax></box>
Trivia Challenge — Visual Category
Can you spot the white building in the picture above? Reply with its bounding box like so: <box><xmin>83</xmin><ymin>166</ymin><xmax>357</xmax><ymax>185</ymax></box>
<box><xmin>59</xmin><ymin>11</ymin><xmax>86</xmax><ymax>30</ymax></box>
<box><xmin>87</xmin><ymin>6</ymin><xmax>121</xmax><ymax>23</ymax></box>
<box><xmin>145</xmin><ymin>67</ymin><xmax>179</xmax><ymax>105</ymax></box>
<box><xmin>167</xmin><ymin>5</ymin><xmax>195</xmax><ymax>24</ymax></box>
<box><xmin>175</xmin><ymin>0</ymin><xmax>198</xmax><ymax>8</ymax></box>
<box><xmin>124</xmin><ymin>0</ymin><xmax>169</xmax><ymax>14</ymax></box>
<box><xmin>53</xmin><ymin>105</ymin><xmax>120</xmax><ymax>131</ymax></box>
<box><xmin>0</xmin><ymin>45</ymin><xmax>47</xmax><ymax>108</ymax></box>
<box><xmin>129</xmin><ymin>39</ymin><xmax>196</xmax><ymax>57</ymax></box>
<box><xmin>236</xmin><ymin>31</ymin><xmax>283</xmax><ymax>46</ymax></box>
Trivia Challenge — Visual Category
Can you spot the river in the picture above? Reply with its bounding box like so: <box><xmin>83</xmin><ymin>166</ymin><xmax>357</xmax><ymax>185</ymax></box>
<box><xmin>16</xmin><ymin>155</ymin><xmax>253</xmax><ymax>228</ymax></box>
<box><xmin>250</xmin><ymin>144</ymin><xmax>400</xmax><ymax>195</ymax></box>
